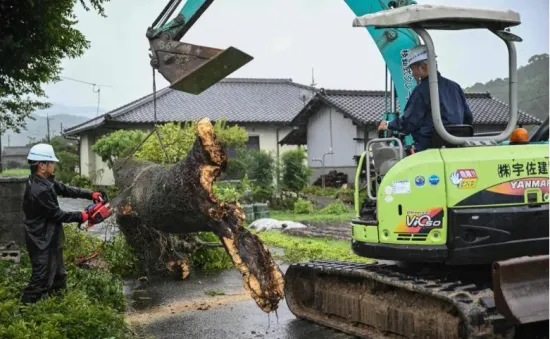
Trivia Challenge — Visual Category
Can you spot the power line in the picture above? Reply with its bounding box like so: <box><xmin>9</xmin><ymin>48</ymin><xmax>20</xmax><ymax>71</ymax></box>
<box><xmin>60</xmin><ymin>76</ymin><xmax>112</xmax><ymax>88</ymax></box>
<box><xmin>60</xmin><ymin>75</ymin><xmax>112</xmax><ymax>117</ymax></box>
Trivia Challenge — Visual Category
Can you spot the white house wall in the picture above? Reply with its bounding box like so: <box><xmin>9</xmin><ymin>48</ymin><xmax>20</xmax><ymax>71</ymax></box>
<box><xmin>79</xmin><ymin>134</ymin><xmax>90</xmax><ymax>178</ymax></box>
<box><xmin>241</xmin><ymin>124</ymin><xmax>297</xmax><ymax>155</ymax></box>
<box><xmin>307</xmin><ymin>105</ymin><xmax>361</xmax><ymax>168</ymax></box>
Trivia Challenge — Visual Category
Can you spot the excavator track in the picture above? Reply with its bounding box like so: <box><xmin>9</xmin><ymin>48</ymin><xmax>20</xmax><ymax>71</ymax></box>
<box><xmin>284</xmin><ymin>260</ymin><xmax>517</xmax><ymax>339</ymax></box>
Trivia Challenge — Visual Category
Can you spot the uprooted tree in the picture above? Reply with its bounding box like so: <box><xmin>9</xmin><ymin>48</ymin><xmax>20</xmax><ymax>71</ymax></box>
<box><xmin>108</xmin><ymin>118</ymin><xmax>284</xmax><ymax>312</ymax></box>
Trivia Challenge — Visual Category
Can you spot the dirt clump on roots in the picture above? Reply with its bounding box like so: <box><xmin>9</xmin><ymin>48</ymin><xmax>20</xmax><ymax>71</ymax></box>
<box><xmin>112</xmin><ymin>118</ymin><xmax>284</xmax><ymax>313</ymax></box>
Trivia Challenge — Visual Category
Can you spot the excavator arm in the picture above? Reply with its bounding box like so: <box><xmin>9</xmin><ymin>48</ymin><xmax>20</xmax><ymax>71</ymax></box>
<box><xmin>344</xmin><ymin>0</ymin><xmax>420</xmax><ymax>115</ymax></box>
<box><xmin>147</xmin><ymin>0</ymin><xmax>422</xmax><ymax>117</ymax></box>
<box><xmin>146</xmin><ymin>0</ymin><xmax>253</xmax><ymax>94</ymax></box>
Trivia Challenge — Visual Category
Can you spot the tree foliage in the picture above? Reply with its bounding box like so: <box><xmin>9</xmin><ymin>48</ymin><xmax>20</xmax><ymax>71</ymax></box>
<box><xmin>91</xmin><ymin>130</ymin><xmax>146</xmax><ymax>168</ymax></box>
<box><xmin>281</xmin><ymin>148</ymin><xmax>312</xmax><ymax>194</ymax></box>
<box><xmin>93</xmin><ymin>120</ymin><xmax>249</xmax><ymax>166</ymax></box>
<box><xmin>0</xmin><ymin>0</ymin><xmax>110</xmax><ymax>132</ymax></box>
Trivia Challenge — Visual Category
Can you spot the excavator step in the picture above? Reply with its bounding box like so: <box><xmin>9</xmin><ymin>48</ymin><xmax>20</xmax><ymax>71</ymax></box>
<box><xmin>284</xmin><ymin>260</ymin><xmax>526</xmax><ymax>339</ymax></box>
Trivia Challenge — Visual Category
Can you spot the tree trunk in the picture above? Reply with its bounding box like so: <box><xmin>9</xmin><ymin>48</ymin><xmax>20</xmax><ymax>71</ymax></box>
<box><xmin>112</xmin><ymin>118</ymin><xmax>284</xmax><ymax>313</ymax></box>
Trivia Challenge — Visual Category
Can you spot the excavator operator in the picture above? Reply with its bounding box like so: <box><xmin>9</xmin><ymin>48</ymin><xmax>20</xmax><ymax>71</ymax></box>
<box><xmin>378</xmin><ymin>45</ymin><xmax>473</xmax><ymax>152</ymax></box>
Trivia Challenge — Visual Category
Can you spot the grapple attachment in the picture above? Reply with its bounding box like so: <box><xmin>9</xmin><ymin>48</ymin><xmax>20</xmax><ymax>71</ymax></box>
<box><xmin>492</xmin><ymin>255</ymin><xmax>549</xmax><ymax>324</ymax></box>
<box><xmin>149</xmin><ymin>39</ymin><xmax>253</xmax><ymax>95</ymax></box>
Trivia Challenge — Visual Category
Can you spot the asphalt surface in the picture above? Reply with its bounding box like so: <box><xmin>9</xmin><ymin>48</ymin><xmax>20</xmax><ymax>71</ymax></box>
<box><xmin>124</xmin><ymin>265</ymin><xmax>355</xmax><ymax>339</ymax></box>
<box><xmin>60</xmin><ymin>197</ymin><xmax>354</xmax><ymax>339</ymax></box>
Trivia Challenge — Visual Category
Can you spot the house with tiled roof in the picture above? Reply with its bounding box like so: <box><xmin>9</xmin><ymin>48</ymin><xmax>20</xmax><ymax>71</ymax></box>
<box><xmin>64</xmin><ymin>78</ymin><xmax>317</xmax><ymax>185</ymax></box>
<box><xmin>64</xmin><ymin>78</ymin><xmax>542</xmax><ymax>186</ymax></box>
<box><xmin>280</xmin><ymin>88</ymin><xmax>542</xmax><ymax>181</ymax></box>
<box><xmin>1</xmin><ymin>146</ymin><xmax>31</xmax><ymax>170</ymax></box>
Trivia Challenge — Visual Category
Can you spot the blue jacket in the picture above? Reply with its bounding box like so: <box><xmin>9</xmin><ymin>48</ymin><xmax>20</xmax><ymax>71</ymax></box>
<box><xmin>388</xmin><ymin>72</ymin><xmax>473</xmax><ymax>151</ymax></box>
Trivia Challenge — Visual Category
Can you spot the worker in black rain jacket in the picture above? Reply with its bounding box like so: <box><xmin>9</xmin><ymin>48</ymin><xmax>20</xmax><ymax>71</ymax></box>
<box><xmin>378</xmin><ymin>44</ymin><xmax>473</xmax><ymax>152</ymax></box>
<box><xmin>20</xmin><ymin>143</ymin><xmax>104</xmax><ymax>304</ymax></box>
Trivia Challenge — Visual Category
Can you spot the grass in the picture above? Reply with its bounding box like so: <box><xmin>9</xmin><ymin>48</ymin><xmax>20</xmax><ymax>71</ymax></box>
<box><xmin>257</xmin><ymin>231</ymin><xmax>373</xmax><ymax>264</ymax></box>
<box><xmin>0</xmin><ymin>168</ymin><xmax>30</xmax><ymax>176</ymax></box>
<box><xmin>269</xmin><ymin>209</ymin><xmax>355</xmax><ymax>223</ymax></box>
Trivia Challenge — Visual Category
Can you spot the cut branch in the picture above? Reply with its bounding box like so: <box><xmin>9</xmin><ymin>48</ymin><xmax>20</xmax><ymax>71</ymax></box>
<box><xmin>112</xmin><ymin>118</ymin><xmax>284</xmax><ymax>313</ymax></box>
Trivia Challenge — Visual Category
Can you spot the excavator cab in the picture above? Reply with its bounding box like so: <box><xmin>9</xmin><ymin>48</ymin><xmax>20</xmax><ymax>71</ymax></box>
<box><xmin>348</xmin><ymin>2</ymin><xmax>549</xmax><ymax>330</ymax></box>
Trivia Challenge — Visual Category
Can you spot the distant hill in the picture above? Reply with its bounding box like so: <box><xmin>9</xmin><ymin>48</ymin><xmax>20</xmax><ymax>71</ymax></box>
<box><xmin>466</xmin><ymin>53</ymin><xmax>549</xmax><ymax>123</ymax></box>
<box><xmin>34</xmin><ymin>103</ymin><xmax>106</xmax><ymax>118</ymax></box>
<box><xmin>1</xmin><ymin>113</ymin><xmax>89</xmax><ymax>147</ymax></box>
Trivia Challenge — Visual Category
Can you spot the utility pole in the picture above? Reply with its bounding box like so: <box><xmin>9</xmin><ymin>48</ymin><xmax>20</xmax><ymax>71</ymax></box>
<box><xmin>7</xmin><ymin>134</ymin><xmax>10</xmax><ymax>147</ymax></box>
<box><xmin>310</xmin><ymin>67</ymin><xmax>317</xmax><ymax>88</ymax></box>
<box><xmin>46</xmin><ymin>113</ymin><xmax>51</xmax><ymax>142</ymax></box>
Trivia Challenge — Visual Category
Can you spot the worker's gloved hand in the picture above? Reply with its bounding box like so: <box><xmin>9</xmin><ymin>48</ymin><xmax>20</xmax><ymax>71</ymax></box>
<box><xmin>81</xmin><ymin>211</ymin><xmax>90</xmax><ymax>223</ymax></box>
<box><xmin>378</xmin><ymin>120</ymin><xmax>388</xmax><ymax>131</ymax></box>
<box><xmin>92</xmin><ymin>192</ymin><xmax>104</xmax><ymax>202</ymax></box>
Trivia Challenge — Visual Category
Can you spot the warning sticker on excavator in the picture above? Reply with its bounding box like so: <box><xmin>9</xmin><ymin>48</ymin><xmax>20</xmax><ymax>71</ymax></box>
<box><xmin>449</xmin><ymin>169</ymin><xmax>478</xmax><ymax>189</ymax></box>
<box><xmin>392</xmin><ymin>180</ymin><xmax>411</xmax><ymax>194</ymax></box>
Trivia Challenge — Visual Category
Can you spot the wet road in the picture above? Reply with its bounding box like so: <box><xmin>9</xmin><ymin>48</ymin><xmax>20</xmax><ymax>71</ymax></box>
<box><xmin>60</xmin><ymin>198</ymin><xmax>355</xmax><ymax>339</ymax></box>
<box><xmin>124</xmin><ymin>265</ymin><xmax>355</xmax><ymax>339</ymax></box>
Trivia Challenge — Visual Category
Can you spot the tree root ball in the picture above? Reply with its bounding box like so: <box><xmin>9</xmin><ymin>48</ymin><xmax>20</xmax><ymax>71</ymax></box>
<box><xmin>112</xmin><ymin>118</ymin><xmax>284</xmax><ymax>312</ymax></box>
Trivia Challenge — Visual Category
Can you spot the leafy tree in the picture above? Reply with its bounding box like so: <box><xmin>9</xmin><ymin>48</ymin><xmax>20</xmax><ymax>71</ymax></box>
<box><xmin>281</xmin><ymin>148</ymin><xmax>312</xmax><ymax>194</ymax></box>
<box><xmin>0</xmin><ymin>0</ymin><xmax>110</xmax><ymax>132</ymax></box>
<box><xmin>92</xmin><ymin>130</ymin><xmax>146</xmax><ymax>168</ymax></box>
<box><xmin>92</xmin><ymin>120</ymin><xmax>249</xmax><ymax>166</ymax></box>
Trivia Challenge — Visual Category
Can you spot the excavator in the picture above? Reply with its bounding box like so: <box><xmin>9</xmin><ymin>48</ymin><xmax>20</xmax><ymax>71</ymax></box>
<box><xmin>145</xmin><ymin>0</ymin><xmax>549</xmax><ymax>338</ymax></box>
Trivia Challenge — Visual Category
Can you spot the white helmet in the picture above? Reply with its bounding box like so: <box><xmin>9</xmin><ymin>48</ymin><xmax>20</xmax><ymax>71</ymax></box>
<box><xmin>407</xmin><ymin>45</ymin><xmax>435</xmax><ymax>66</ymax></box>
<box><xmin>27</xmin><ymin>143</ymin><xmax>59</xmax><ymax>162</ymax></box>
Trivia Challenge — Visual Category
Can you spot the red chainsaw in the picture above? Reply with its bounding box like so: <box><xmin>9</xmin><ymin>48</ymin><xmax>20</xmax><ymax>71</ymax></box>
<box><xmin>81</xmin><ymin>195</ymin><xmax>114</xmax><ymax>230</ymax></box>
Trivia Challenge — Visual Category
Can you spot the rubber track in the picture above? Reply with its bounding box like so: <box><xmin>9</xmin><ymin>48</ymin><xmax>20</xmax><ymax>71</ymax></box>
<box><xmin>285</xmin><ymin>260</ymin><xmax>516</xmax><ymax>339</ymax></box>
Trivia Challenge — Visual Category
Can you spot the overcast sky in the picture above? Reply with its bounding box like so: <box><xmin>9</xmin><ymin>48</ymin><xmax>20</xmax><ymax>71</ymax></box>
<box><xmin>43</xmin><ymin>0</ymin><xmax>549</xmax><ymax>114</ymax></box>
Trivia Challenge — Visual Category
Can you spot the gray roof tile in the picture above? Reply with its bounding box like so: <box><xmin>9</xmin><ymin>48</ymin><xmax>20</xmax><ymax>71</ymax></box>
<box><xmin>64</xmin><ymin>78</ymin><xmax>541</xmax><ymax>136</ymax></box>
<box><xmin>2</xmin><ymin>146</ymin><xmax>31</xmax><ymax>157</ymax></box>
<box><xmin>64</xmin><ymin>78</ymin><xmax>316</xmax><ymax>135</ymax></box>
<box><xmin>300</xmin><ymin>89</ymin><xmax>541</xmax><ymax>125</ymax></box>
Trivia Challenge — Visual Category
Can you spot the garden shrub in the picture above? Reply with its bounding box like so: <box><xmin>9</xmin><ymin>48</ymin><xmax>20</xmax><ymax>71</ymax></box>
<box><xmin>320</xmin><ymin>201</ymin><xmax>351</xmax><ymax>215</ymax></box>
<box><xmin>293</xmin><ymin>198</ymin><xmax>315</xmax><ymax>214</ymax></box>
<box><xmin>281</xmin><ymin>148</ymin><xmax>312</xmax><ymax>194</ymax></box>
<box><xmin>187</xmin><ymin>232</ymin><xmax>233</xmax><ymax>271</ymax></box>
